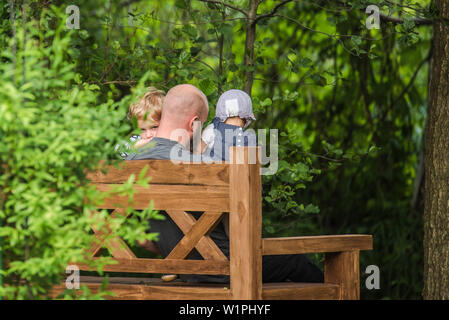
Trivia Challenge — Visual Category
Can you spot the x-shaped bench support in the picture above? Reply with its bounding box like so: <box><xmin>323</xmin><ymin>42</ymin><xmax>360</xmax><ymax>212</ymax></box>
<box><xmin>87</xmin><ymin>209</ymin><xmax>227</xmax><ymax>262</ymax></box>
<box><xmin>87</xmin><ymin>208</ymin><xmax>136</xmax><ymax>259</ymax></box>
<box><xmin>165</xmin><ymin>211</ymin><xmax>228</xmax><ymax>261</ymax></box>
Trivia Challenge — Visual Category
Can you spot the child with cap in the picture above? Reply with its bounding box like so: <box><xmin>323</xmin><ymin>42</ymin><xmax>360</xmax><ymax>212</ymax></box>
<box><xmin>201</xmin><ymin>89</ymin><xmax>257</xmax><ymax>161</ymax></box>
<box><xmin>200</xmin><ymin>90</ymin><xmax>257</xmax><ymax>239</ymax></box>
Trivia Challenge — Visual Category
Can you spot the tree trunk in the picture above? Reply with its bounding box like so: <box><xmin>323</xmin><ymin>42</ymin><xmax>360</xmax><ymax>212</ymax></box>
<box><xmin>423</xmin><ymin>0</ymin><xmax>449</xmax><ymax>300</ymax></box>
<box><xmin>243</xmin><ymin>0</ymin><xmax>258</xmax><ymax>95</ymax></box>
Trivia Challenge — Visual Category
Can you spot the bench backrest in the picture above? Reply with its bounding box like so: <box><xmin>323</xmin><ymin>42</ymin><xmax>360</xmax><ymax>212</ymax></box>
<box><xmin>86</xmin><ymin>146</ymin><xmax>263</xmax><ymax>299</ymax></box>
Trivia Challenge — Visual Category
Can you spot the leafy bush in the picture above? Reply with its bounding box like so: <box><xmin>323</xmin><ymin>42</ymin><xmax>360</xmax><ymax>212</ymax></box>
<box><xmin>0</xmin><ymin>7</ymin><xmax>161</xmax><ymax>299</ymax></box>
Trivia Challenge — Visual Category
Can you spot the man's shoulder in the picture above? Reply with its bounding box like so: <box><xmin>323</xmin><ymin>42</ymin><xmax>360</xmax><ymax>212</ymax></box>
<box><xmin>125</xmin><ymin>137</ymin><xmax>207</xmax><ymax>163</ymax></box>
<box><xmin>125</xmin><ymin>138</ymin><xmax>168</xmax><ymax>160</ymax></box>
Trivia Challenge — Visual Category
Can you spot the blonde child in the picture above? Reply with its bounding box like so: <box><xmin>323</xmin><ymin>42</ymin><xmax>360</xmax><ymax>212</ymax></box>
<box><xmin>119</xmin><ymin>87</ymin><xmax>165</xmax><ymax>158</ymax></box>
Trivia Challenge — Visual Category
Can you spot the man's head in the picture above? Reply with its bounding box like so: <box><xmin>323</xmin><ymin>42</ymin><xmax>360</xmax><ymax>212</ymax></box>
<box><xmin>156</xmin><ymin>84</ymin><xmax>209</xmax><ymax>147</ymax></box>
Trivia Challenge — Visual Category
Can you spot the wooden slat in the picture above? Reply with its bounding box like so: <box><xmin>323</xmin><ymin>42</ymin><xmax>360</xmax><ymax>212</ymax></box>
<box><xmin>75</xmin><ymin>257</ymin><xmax>229</xmax><ymax>275</ymax></box>
<box><xmin>87</xmin><ymin>160</ymin><xmax>229</xmax><ymax>186</ymax></box>
<box><xmin>77</xmin><ymin>276</ymin><xmax>224</xmax><ymax>287</ymax></box>
<box><xmin>79</xmin><ymin>276</ymin><xmax>163</xmax><ymax>285</ymax></box>
<box><xmin>89</xmin><ymin>209</ymin><xmax>136</xmax><ymax>259</ymax></box>
<box><xmin>90</xmin><ymin>233</ymin><xmax>136</xmax><ymax>259</ymax></box>
<box><xmin>325</xmin><ymin>250</ymin><xmax>360</xmax><ymax>300</ymax></box>
<box><xmin>262</xmin><ymin>282</ymin><xmax>340</xmax><ymax>300</ymax></box>
<box><xmin>51</xmin><ymin>277</ymin><xmax>337</xmax><ymax>300</ymax></box>
<box><xmin>95</xmin><ymin>184</ymin><xmax>230</xmax><ymax>211</ymax></box>
<box><xmin>166</xmin><ymin>211</ymin><xmax>224</xmax><ymax>260</ymax></box>
<box><xmin>51</xmin><ymin>281</ymin><xmax>231</xmax><ymax>300</ymax></box>
<box><xmin>262</xmin><ymin>235</ymin><xmax>373</xmax><ymax>255</ymax></box>
<box><xmin>87</xmin><ymin>233</ymin><xmax>135</xmax><ymax>259</ymax></box>
<box><xmin>229</xmin><ymin>147</ymin><xmax>262</xmax><ymax>300</ymax></box>
<box><xmin>86</xmin><ymin>239</ymin><xmax>103</xmax><ymax>258</ymax></box>
<box><xmin>166</xmin><ymin>211</ymin><xmax>228</xmax><ymax>261</ymax></box>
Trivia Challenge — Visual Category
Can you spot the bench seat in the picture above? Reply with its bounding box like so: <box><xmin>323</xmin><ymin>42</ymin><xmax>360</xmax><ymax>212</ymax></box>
<box><xmin>52</xmin><ymin>276</ymin><xmax>341</xmax><ymax>300</ymax></box>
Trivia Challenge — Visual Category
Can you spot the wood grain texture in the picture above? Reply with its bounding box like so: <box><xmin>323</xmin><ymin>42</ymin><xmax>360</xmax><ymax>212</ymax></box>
<box><xmin>75</xmin><ymin>257</ymin><xmax>230</xmax><ymax>275</ymax></box>
<box><xmin>51</xmin><ymin>277</ymin><xmax>338</xmax><ymax>300</ymax></box>
<box><xmin>262</xmin><ymin>282</ymin><xmax>340</xmax><ymax>300</ymax></box>
<box><xmin>229</xmin><ymin>146</ymin><xmax>262</xmax><ymax>300</ymax></box>
<box><xmin>95</xmin><ymin>184</ymin><xmax>230</xmax><ymax>211</ymax></box>
<box><xmin>166</xmin><ymin>211</ymin><xmax>224</xmax><ymax>259</ymax></box>
<box><xmin>262</xmin><ymin>235</ymin><xmax>373</xmax><ymax>255</ymax></box>
<box><xmin>51</xmin><ymin>281</ymin><xmax>231</xmax><ymax>300</ymax></box>
<box><xmin>166</xmin><ymin>210</ymin><xmax>228</xmax><ymax>261</ymax></box>
<box><xmin>87</xmin><ymin>160</ymin><xmax>229</xmax><ymax>186</ymax></box>
<box><xmin>75</xmin><ymin>276</ymin><xmax>227</xmax><ymax>286</ymax></box>
<box><xmin>324</xmin><ymin>250</ymin><xmax>360</xmax><ymax>300</ymax></box>
<box><xmin>89</xmin><ymin>233</ymin><xmax>136</xmax><ymax>259</ymax></box>
<box><xmin>89</xmin><ymin>209</ymin><xmax>136</xmax><ymax>259</ymax></box>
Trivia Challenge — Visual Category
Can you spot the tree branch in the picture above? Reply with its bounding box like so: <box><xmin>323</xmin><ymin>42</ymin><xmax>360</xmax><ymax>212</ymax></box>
<box><xmin>330</xmin><ymin>0</ymin><xmax>434</xmax><ymax>26</ymax></box>
<box><xmin>379</xmin><ymin>12</ymin><xmax>433</xmax><ymax>25</ymax></box>
<box><xmin>199</xmin><ymin>0</ymin><xmax>248</xmax><ymax>17</ymax></box>
<box><xmin>255</xmin><ymin>0</ymin><xmax>296</xmax><ymax>22</ymax></box>
<box><xmin>391</xmin><ymin>51</ymin><xmax>431</xmax><ymax>107</ymax></box>
<box><xmin>274</xmin><ymin>14</ymin><xmax>357</xmax><ymax>56</ymax></box>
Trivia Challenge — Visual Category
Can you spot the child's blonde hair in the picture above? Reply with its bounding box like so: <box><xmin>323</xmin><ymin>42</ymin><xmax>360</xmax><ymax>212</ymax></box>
<box><xmin>127</xmin><ymin>87</ymin><xmax>165</xmax><ymax>122</ymax></box>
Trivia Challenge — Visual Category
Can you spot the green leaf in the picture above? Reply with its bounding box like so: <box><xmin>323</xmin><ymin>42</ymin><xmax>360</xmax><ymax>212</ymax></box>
<box><xmin>304</xmin><ymin>204</ymin><xmax>320</xmax><ymax>214</ymax></box>
<box><xmin>298</xmin><ymin>57</ymin><xmax>312</xmax><ymax>68</ymax></box>
<box><xmin>79</xmin><ymin>30</ymin><xmax>89</xmax><ymax>40</ymax></box>
<box><xmin>198</xmin><ymin>79</ymin><xmax>215</xmax><ymax>96</ymax></box>
<box><xmin>311</xmin><ymin>74</ymin><xmax>327</xmax><ymax>86</ymax></box>
<box><xmin>183</xmin><ymin>24</ymin><xmax>198</xmax><ymax>39</ymax></box>
<box><xmin>190</xmin><ymin>46</ymin><xmax>201</xmax><ymax>57</ymax></box>
<box><xmin>265</xmin><ymin>225</ymin><xmax>275</xmax><ymax>234</ymax></box>
<box><xmin>176</xmin><ymin>69</ymin><xmax>189</xmax><ymax>77</ymax></box>
<box><xmin>111</xmin><ymin>40</ymin><xmax>120</xmax><ymax>50</ymax></box>
<box><xmin>260</xmin><ymin>98</ymin><xmax>272</xmax><ymax>107</ymax></box>
<box><xmin>351</xmin><ymin>35</ymin><xmax>362</xmax><ymax>46</ymax></box>
<box><xmin>175</xmin><ymin>0</ymin><xmax>188</xmax><ymax>9</ymax></box>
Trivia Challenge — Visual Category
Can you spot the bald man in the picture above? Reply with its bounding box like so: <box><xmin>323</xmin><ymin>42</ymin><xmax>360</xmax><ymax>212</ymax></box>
<box><xmin>126</xmin><ymin>84</ymin><xmax>323</xmax><ymax>284</ymax></box>
<box><xmin>126</xmin><ymin>84</ymin><xmax>209</xmax><ymax>161</ymax></box>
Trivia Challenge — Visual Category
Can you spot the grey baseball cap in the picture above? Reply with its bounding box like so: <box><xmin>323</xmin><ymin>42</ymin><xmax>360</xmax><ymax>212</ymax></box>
<box><xmin>215</xmin><ymin>89</ymin><xmax>256</xmax><ymax>128</ymax></box>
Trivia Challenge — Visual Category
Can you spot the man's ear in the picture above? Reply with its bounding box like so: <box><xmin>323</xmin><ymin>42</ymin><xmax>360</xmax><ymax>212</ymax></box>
<box><xmin>189</xmin><ymin>116</ymin><xmax>200</xmax><ymax>132</ymax></box>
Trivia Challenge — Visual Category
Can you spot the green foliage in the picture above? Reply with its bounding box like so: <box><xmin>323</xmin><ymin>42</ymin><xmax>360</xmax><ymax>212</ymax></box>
<box><xmin>0</xmin><ymin>6</ymin><xmax>161</xmax><ymax>299</ymax></box>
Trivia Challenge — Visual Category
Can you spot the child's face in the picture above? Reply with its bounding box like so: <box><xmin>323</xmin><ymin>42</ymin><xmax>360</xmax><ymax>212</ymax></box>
<box><xmin>138</xmin><ymin>118</ymin><xmax>159</xmax><ymax>140</ymax></box>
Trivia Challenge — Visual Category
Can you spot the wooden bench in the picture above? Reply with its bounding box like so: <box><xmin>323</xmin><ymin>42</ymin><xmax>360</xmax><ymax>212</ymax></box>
<box><xmin>52</xmin><ymin>147</ymin><xmax>372</xmax><ymax>300</ymax></box>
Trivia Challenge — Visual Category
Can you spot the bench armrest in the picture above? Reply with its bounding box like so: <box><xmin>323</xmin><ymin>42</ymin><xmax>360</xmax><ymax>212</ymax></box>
<box><xmin>262</xmin><ymin>235</ymin><xmax>373</xmax><ymax>255</ymax></box>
